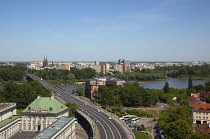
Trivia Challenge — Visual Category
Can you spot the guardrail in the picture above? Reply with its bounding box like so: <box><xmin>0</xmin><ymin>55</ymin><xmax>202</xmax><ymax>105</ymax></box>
<box><xmin>89</xmin><ymin>102</ymin><xmax>136</xmax><ymax>139</ymax></box>
<box><xmin>77</xmin><ymin>110</ymin><xmax>99</xmax><ymax>139</ymax></box>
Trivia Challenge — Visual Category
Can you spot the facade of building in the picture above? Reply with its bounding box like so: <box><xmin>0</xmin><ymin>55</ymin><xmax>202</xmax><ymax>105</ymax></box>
<box><xmin>57</xmin><ymin>64</ymin><xmax>70</xmax><ymax>70</ymax></box>
<box><xmin>33</xmin><ymin>117</ymin><xmax>76</xmax><ymax>139</ymax></box>
<box><xmin>21</xmin><ymin>96</ymin><xmax>69</xmax><ymax>131</ymax></box>
<box><xmin>193</xmin><ymin>104</ymin><xmax>210</xmax><ymax>124</ymax></box>
<box><xmin>91</xmin><ymin>65</ymin><xmax>101</xmax><ymax>73</ymax></box>
<box><xmin>123</xmin><ymin>59</ymin><xmax>130</xmax><ymax>65</ymax></box>
<box><xmin>85</xmin><ymin>77</ymin><xmax>125</xmax><ymax>100</ymax></box>
<box><xmin>94</xmin><ymin>61</ymin><xmax>99</xmax><ymax>65</ymax></box>
<box><xmin>101</xmin><ymin>65</ymin><xmax>106</xmax><ymax>75</ymax></box>
<box><xmin>0</xmin><ymin>103</ymin><xmax>21</xmax><ymax>139</ymax></box>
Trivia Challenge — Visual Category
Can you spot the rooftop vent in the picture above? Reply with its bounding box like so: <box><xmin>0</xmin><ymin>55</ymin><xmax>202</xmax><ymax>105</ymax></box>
<box><xmin>50</xmin><ymin>96</ymin><xmax>54</xmax><ymax>100</ymax></box>
<box><xmin>49</xmin><ymin>107</ymin><xmax>53</xmax><ymax>111</ymax></box>
<box><xmin>37</xmin><ymin>96</ymin><xmax>41</xmax><ymax>99</ymax></box>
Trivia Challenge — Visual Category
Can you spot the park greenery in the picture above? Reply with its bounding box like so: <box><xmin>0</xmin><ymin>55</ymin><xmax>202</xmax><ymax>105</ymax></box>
<box><xmin>0</xmin><ymin>65</ymin><xmax>26</xmax><ymax>83</ymax></box>
<box><xmin>115</xmin><ymin>68</ymin><xmax>166</xmax><ymax>81</ymax></box>
<box><xmin>159</xmin><ymin>64</ymin><xmax>210</xmax><ymax>79</ymax></box>
<box><xmin>132</xmin><ymin>129</ymin><xmax>152</xmax><ymax>139</ymax></box>
<box><xmin>28</xmin><ymin>67</ymin><xmax>97</xmax><ymax>84</ymax></box>
<box><xmin>158</xmin><ymin>105</ymin><xmax>210</xmax><ymax>139</ymax></box>
<box><xmin>96</xmin><ymin>82</ymin><xmax>158</xmax><ymax>109</ymax></box>
<box><xmin>114</xmin><ymin>64</ymin><xmax>210</xmax><ymax>81</ymax></box>
<box><xmin>0</xmin><ymin>81</ymin><xmax>51</xmax><ymax>109</ymax></box>
<box><xmin>65</xmin><ymin>102</ymin><xmax>78</xmax><ymax>116</ymax></box>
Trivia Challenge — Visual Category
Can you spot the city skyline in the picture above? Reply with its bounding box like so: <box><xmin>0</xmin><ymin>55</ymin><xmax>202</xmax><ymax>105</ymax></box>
<box><xmin>0</xmin><ymin>0</ymin><xmax>210</xmax><ymax>62</ymax></box>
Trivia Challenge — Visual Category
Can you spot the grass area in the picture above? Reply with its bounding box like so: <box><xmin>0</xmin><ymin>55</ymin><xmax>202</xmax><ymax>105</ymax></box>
<box><xmin>147</xmin><ymin>120</ymin><xmax>157</xmax><ymax>124</ymax></box>
<box><xmin>16</xmin><ymin>109</ymin><xmax>23</xmax><ymax>115</ymax></box>
<box><xmin>137</xmin><ymin>110</ymin><xmax>162</xmax><ymax>118</ymax></box>
<box><xmin>0</xmin><ymin>116</ymin><xmax>20</xmax><ymax>128</ymax></box>
<box><xmin>178</xmin><ymin>76</ymin><xmax>210</xmax><ymax>80</ymax></box>
<box><xmin>133</xmin><ymin>104</ymin><xmax>161</xmax><ymax>108</ymax></box>
<box><xmin>132</xmin><ymin>130</ymin><xmax>152</xmax><ymax>139</ymax></box>
<box><xmin>147</xmin><ymin>126</ymin><xmax>153</xmax><ymax>133</ymax></box>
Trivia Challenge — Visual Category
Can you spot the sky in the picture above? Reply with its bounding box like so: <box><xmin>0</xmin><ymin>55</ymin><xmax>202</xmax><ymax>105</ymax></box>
<box><xmin>0</xmin><ymin>0</ymin><xmax>210</xmax><ymax>62</ymax></box>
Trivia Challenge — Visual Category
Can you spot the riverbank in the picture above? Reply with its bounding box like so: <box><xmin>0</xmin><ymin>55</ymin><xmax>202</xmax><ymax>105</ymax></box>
<box><xmin>178</xmin><ymin>76</ymin><xmax>210</xmax><ymax>80</ymax></box>
<box><xmin>127</xmin><ymin>78</ymin><xmax>168</xmax><ymax>84</ymax></box>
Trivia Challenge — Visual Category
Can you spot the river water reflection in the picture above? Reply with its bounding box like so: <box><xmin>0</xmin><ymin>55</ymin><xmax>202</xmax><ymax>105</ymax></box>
<box><xmin>58</xmin><ymin>78</ymin><xmax>210</xmax><ymax>92</ymax></box>
<box><xmin>0</xmin><ymin>78</ymin><xmax>209</xmax><ymax>92</ymax></box>
<box><xmin>140</xmin><ymin>78</ymin><xmax>210</xmax><ymax>89</ymax></box>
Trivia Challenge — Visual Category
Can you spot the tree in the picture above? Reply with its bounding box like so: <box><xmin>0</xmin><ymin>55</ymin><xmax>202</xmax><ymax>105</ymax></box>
<box><xmin>188</xmin><ymin>76</ymin><xmax>193</xmax><ymax>89</ymax></box>
<box><xmin>166</xmin><ymin>98</ymin><xmax>174</xmax><ymax>108</ymax></box>
<box><xmin>65</xmin><ymin>102</ymin><xmax>78</xmax><ymax>116</ymax></box>
<box><xmin>164</xmin><ymin>120</ymin><xmax>192</xmax><ymax>139</ymax></box>
<box><xmin>0</xmin><ymin>81</ymin><xmax>51</xmax><ymax>109</ymax></box>
<box><xmin>163</xmin><ymin>81</ymin><xmax>170</xmax><ymax>93</ymax></box>
<box><xmin>76</xmin><ymin>88</ymin><xmax>84</xmax><ymax>96</ymax></box>
<box><xmin>205</xmin><ymin>81</ymin><xmax>210</xmax><ymax>92</ymax></box>
<box><xmin>206</xmin><ymin>96</ymin><xmax>210</xmax><ymax>103</ymax></box>
<box><xmin>191</xmin><ymin>131</ymin><xmax>210</xmax><ymax>139</ymax></box>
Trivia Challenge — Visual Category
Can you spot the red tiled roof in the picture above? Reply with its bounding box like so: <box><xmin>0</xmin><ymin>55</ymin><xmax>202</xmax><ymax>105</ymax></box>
<box><xmin>191</xmin><ymin>100</ymin><xmax>205</xmax><ymax>107</ymax></box>
<box><xmin>195</xmin><ymin>122</ymin><xmax>209</xmax><ymax>132</ymax></box>
<box><xmin>188</xmin><ymin>96</ymin><xmax>204</xmax><ymax>106</ymax></box>
<box><xmin>194</xmin><ymin>104</ymin><xmax>210</xmax><ymax>110</ymax></box>
<box><xmin>188</xmin><ymin>96</ymin><xmax>196</xmax><ymax>103</ymax></box>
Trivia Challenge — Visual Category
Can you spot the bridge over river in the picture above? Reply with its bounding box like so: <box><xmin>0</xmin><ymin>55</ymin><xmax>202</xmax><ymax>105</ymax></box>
<box><xmin>27</xmin><ymin>73</ymin><xmax>135</xmax><ymax>139</ymax></box>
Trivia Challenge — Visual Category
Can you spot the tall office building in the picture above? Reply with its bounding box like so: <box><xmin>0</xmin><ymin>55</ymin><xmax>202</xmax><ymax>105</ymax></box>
<box><xmin>124</xmin><ymin>59</ymin><xmax>130</xmax><ymax>65</ymax></box>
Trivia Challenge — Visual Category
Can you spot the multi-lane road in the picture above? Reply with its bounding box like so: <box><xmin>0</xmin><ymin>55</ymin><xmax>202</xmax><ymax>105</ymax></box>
<box><xmin>27</xmin><ymin>73</ymin><xmax>135</xmax><ymax>139</ymax></box>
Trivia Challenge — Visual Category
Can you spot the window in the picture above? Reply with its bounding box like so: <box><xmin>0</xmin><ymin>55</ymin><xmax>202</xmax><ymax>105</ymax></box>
<box><xmin>196</xmin><ymin>116</ymin><xmax>198</xmax><ymax>118</ymax></box>
<box><xmin>206</xmin><ymin>117</ymin><xmax>208</xmax><ymax>119</ymax></box>
<box><xmin>207</xmin><ymin>113</ymin><xmax>208</xmax><ymax>115</ymax></box>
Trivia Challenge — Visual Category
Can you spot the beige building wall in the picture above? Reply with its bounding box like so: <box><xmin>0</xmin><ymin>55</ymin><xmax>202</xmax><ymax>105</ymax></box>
<box><xmin>193</xmin><ymin>111</ymin><xmax>210</xmax><ymax>124</ymax></box>
<box><xmin>0</xmin><ymin>118</ymin><xmax>21</xmax><ymax>139</ymax></box>
<box><xmin>21</xmin><ymin>111</ymin><xmax>69</xmax><ymax>131</ymax></box>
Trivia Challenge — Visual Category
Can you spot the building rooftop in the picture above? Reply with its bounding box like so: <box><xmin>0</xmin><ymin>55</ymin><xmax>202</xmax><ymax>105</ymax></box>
<box><xmin>0</xmin><ymin>115</ymin><xmax>20</xmax><ymax>128</ymax></box>
<box><xmin>194</xmin><ymin>104</ymin><xmax>210</xmax><ymax>111</ymax></box>
<box><xmin>22</xmin><ymin>96</ymin><xmax>68</xmax><ymax>114</ymax></box>
<box><xmin>0</xmin><ymin>103</ymin><xmax>16</xmax><ymax>113</ymax></box>
<box><xmin>0</xmin><ymin>103</ymin><xmax>10</xmax><ymax>109</ymax></box>
<box><xmin>33</xmin><ymin>117</ymin><xmax>74</xmax><ymax>139</ymax></box>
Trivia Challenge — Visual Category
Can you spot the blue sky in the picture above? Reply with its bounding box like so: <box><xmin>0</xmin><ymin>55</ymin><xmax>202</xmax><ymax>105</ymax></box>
<box><xmin>0</xmin><ymin>0</ymin><xmax>210</xmax><ymax>62</ymax></box>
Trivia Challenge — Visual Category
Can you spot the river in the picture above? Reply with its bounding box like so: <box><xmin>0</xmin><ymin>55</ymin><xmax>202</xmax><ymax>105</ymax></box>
<box><xmin>59</xmin><ymin>78</ymin><xmax>210</xmax><ymax>92</ymax></box>
<box><xmin>0</xmin><ymin>78</ymin><xmax>209</xmax><ymax>92</ymax></box>
<box><xmin>139</xmin><ymin>78</ymin><xmax>210</xmax><ymax>89</ymax></box>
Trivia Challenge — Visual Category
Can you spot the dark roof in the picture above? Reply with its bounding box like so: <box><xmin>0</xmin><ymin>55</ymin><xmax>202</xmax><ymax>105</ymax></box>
<box><xmin>195</xmin><ymin>122</ymin><xmax>210</xmax><ymax>132</ymax></box>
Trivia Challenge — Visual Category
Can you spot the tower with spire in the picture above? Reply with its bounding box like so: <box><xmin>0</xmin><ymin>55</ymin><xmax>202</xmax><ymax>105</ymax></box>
<box><xmin>43</xmin><ymin>55</ymin><xmax>48</xmax><ymax>67</ymax></box>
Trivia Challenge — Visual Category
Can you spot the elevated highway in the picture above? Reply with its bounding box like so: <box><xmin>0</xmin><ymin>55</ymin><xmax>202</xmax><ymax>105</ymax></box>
<box><xmin>27</xmin><ymin>73</ymin><xmax>135</xmax><ymax>139</ymax></box>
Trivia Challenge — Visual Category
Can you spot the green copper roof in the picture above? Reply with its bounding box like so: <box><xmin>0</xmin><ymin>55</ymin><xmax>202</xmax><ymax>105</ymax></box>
<box><xmin>22</xmin><ymin>96</ymin><xmax>68</xmax><ymax>114</ymax></box>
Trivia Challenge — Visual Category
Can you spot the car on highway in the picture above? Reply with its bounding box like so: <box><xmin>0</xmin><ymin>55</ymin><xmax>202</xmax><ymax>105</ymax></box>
<box><xmin>94</xmin><ymin>119</ymin><xmax>99</xmax><ymax>123</ymax></box>
<box><xmin>108</xmin><ymin>117</ymin><xmax>112</xmax><ymax>120</ymax></box>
